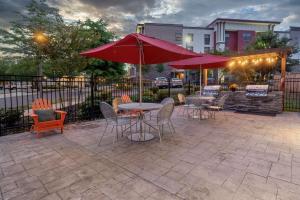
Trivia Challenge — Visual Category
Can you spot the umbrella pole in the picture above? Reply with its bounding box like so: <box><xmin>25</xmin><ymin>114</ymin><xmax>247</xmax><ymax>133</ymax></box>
<box><xmin>199</xmin><ymin>65</ymin><xmax>202</xmax><ymax>96</ymax></box>
<box><xmin>139</xmin><ymin>47</ymin><xmax>142</xmax><ymax>104</ymax></box>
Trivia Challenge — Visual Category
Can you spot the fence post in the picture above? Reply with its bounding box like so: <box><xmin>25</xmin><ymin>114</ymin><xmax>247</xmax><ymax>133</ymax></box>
<box><xmin>168</xmin><ymin>78</ymin><xmax>171</xmax><ymax>97</ymax></box>
<box><xmin>90</xmin><ymin>74</ymin><xmax>95</xmax><ymax>117</ymax></box>
<box><xmin>188</xmin><ymin>80</ymin><xmax>191</xmax><ymax>95</ymax></box>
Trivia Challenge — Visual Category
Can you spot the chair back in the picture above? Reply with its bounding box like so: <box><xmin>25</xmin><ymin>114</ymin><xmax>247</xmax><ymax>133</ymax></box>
<box><xmin>161</xmin><ymin>97</ymin><xmax>175</xmax><ymax>105</ymax></box>
<box><xmin>32</xmin><ymin>99</ymin><xmax>52</xmax><ymax>111</ymax></box>
<box><xmin>121</xmin><ymin>95</ymin><xmax>132</xmax><ymax>103</ymax></box>
<box><xmin>177</xmin><ymin>93</ymin><xmax>186</xmax><ymax>104</ymax></box>
<box><xmin>100</xmin><ymin>102</ymin><xmax>117</xmax><ymax>122</ymax></box>
<box><xmin>157</xmin><ymin>103</ymin><xmax>174</xmax><ymax>124</ymax></box>
<box><xmin>216</xmin><ymin>94</ymin><xmax>228</xmax><ymax>108</ymax></box>
<box><xmin>112</xmin><ymin>97</ymin><xmax>122</xmax><ymax>113</ymax></box>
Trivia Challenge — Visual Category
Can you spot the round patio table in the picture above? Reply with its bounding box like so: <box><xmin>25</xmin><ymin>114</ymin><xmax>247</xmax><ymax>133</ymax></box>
<box><xmin>186</xmin><ymin>96</ymin><xmax>215</xmax><ymax>120</ymax></box>
<box><xmin>118</xmin><ymin>103</ymin><xmax>162</xmax><ymax>142</ymax></box>
<box><xmin>186</xmin><ymin>95</ymin><xmax>215</xmax><ymax>106</ymax></box>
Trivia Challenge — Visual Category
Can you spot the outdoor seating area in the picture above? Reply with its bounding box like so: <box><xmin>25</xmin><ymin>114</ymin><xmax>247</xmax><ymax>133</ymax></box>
<box><xmin>0</xmin><ymin>108</ymin><xmax>300</xmax><ymax>200</ymax></box>
<box><xmin>2</xmin><ymin>1</ymin><xmax>300</xmax><ymax>200</ymax></box>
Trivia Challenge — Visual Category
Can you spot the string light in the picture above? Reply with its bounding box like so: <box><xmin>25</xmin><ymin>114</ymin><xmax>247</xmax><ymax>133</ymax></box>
<box><xmin>228</xmin><ymin>61</ymin><xmax>235</xmax><ymax>67</ymax></box>
<box><xmin>229</xmin><ymin>54</ymin><xmax>278</xmax><ymax>68</ymax></box>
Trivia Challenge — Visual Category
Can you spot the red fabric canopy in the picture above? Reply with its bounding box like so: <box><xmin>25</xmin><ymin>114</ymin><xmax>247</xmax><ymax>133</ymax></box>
<box><xmin>80</xmin><ymin>33</ymin><xmax>198</xmax><ymax>64</ymax></box>
<box><xmin>168</xmin><ymin>54</ymin><xmax>229</xmax><ymax>69</ymax></box>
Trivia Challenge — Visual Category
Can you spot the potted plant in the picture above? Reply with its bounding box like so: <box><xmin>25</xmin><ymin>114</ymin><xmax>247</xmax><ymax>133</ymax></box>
<box><xmin>229</xmin><ymin>83</ymin><xmax>238</xmax><ymax>92</ymax></box>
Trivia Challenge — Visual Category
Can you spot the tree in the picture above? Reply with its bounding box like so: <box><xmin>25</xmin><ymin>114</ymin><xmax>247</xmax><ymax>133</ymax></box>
<box><xmin>0</xmin><ymin>0</ymin><xmax>125</xmax><ymax>77</ymax></box>
<box><xmin>155</xmin><ymin>64</ymin><xmax>165</xmax><ymax>73</ymax></box>
<box><xmin>225</xmin><ymin>31</ymin><xmax>300</xmax><ymax>83</ymax></box>
<box><xmin>247</xmin><ymin>31</ymin><xmax>299</xmax><ymax>69</ymax></box>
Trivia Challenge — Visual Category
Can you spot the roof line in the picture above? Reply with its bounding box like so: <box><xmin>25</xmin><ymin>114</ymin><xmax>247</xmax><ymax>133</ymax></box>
<box><xmin>183</xmin><ymin>26</ymin><xmax>213</xmax><ymax>30</ymax></box>
<box><xmin>137</xmin><ymin>23</ymin><xmax>183</xmax><ymax>27</ymax></box>
<box><xmin>207</xmin><ymin>18</ymin><xmax>281</xmax><ymax>27</ymax></box>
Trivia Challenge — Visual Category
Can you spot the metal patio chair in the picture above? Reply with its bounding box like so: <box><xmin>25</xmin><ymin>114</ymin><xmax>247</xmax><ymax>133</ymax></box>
<box><xmin>177</xmin><ymin>93</ymin><xmax>196</xmax><ymax>117</ymax></box>
<box><xmin>205</xmin><ymin>94</ymin><xmax>229</xmax><ymax>119</ymax></box>
<box><xmin>146</xmin><ymin>97</ymin><xmax>175</xmax><ymax>120</ymax></box>
<box><xmin>144</xmin><ymin>103</ymin><xmax>175</xmax><ymax>142</ymax></box>
<box><xmin>99</xmin><ymin>102</ymin><xmax>135</xmax><ymax>145</ymax></box>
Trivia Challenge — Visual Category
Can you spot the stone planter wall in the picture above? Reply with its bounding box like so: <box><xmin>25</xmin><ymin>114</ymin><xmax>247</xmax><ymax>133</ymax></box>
<box><xmin>222</xmin><ymin>91</ymin><xmax>283</xmax><ymax>115</ymax></box>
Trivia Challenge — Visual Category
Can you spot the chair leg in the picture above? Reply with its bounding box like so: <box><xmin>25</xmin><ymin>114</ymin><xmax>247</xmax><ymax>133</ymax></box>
<box><xmin>170</xmin><ymin>121</ymin><xmax>176</xmax><ymax>134</ymax></box>
<box><xmin>98</xmin><ymin>123</ymin><xmax>108</xmax><ymax>146</ymax></box>
<box><xmin>30</xmin><ymin>125</ymin><xmax>34</xmax><ymax>134</ymax></box>
<box><xmin>158</xmin><ymin>126</ymin><xmax>162</xmax><ymax>143</ymax></box>
<box><xmin>61</xmin><ymin>127</ymin><xmax>64</xmax><ymax>134</ymax></box>
<box><xmin>167</xmin><ymin>123</ymin><xmax>173</xmax><ymax>135</ymax></box>
<box><xmin>121</xmin><ymin>125</ymin><xmax>124</xmax><ymax>137</ymax></box>
<box><xmin>113</xmin><ymin>126</ymin><xmax>118</xmax><ymax>145</ymax></box>
<box><xmin>130</xmin><ymin>122</ymin><xmax>133</xmax><ymax>143</ymax></box>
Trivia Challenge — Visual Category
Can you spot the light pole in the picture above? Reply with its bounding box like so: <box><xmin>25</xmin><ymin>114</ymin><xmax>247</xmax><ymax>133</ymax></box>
<box><xmin>33</xmin><ymin>31</ymin><xmax>48</xmax><ymax>96</ymax></box>
<box><xmin>34</xmin><ymin>32</ymin><xmax>48</xmax><ymax>77</ymax></box>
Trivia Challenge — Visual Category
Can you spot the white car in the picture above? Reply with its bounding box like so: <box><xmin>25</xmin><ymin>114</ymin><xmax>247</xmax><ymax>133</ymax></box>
<box><xmin>154</xmin><ymin>77</ymin><xmax>168</xmax><ymax>88</ymax></box>
<box><xmin>171</xmin><ymin>78</ymin><xmax>183</xmax><ymax>88</ymax></box>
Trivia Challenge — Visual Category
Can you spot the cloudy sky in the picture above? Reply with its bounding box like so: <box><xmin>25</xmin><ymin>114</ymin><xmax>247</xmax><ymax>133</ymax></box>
<box><xmin>0</xmin><ymin>0</ymin><xmax>300</xmax><ymax>35</ymax></box>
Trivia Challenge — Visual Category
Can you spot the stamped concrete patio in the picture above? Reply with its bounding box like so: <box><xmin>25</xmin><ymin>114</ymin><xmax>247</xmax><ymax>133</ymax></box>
<box><xmin>1</xmin><ymin>108</ymin><xmax>300</xmax><ymax>200</ymax></box>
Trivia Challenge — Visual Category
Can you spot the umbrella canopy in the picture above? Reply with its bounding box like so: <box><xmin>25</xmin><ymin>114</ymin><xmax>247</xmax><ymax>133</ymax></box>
<box><xmin>168</xmin><ymin>54</ymin><xmax>229</xmax><ymax>69</ymax></box>
<box><xmin>80</xmin><ymin>33</ymin><xmax>198</xmax><ymax>64</ymax></box>
<box><xmin>80</xmin><ymin>33</ymin><xmax>198</xmax><ymax>103</ymax></box>
<box><xmin>169</xmin><ymin>54</ymin><xmax>230</xmax><ymax>95</ymax></box>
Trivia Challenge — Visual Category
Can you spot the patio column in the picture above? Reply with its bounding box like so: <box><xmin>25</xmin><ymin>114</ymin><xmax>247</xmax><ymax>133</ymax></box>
<box><xmin>203</xmin><ymin>69</ymin><xmax>208</xmax><ymax>86</ymax></box>
<box><xmin>280</xmin><ymin>52</ymin><xmax>286</xmax><ymax>91</ymax></box>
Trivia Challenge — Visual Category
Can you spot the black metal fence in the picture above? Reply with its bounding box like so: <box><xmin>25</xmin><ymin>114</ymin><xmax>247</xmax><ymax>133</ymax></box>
<box><xmin>284</xmin><ymin>78</ymin><xmax>300</xmax><ymax>111</ymax></box>
<box><xmin>0</xmin><ymin>75</ymin><xmax>299</xmax><ymax>136</ymax></box>
<box><xmin>0</xmin><ymin>75</ymin><xmax>192</xmax><ymax>136</ymax></box>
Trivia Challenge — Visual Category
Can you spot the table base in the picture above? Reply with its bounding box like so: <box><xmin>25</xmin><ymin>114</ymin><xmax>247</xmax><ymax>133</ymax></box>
<box><xmin>127</xmin><ymin>133</ymin><xmax>154</xmax><ymax>142</ymax></box>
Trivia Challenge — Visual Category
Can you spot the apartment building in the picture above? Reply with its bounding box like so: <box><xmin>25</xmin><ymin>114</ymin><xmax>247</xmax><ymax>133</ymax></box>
<box><xmin>276</xmin><ymin>26</ymin><xmax>300</xmax><ymax>60</ymax></box>
<box><xmin>134</xmin><ymin>18</ymin><xmax>296</xmax><ymax>82</ymax></box>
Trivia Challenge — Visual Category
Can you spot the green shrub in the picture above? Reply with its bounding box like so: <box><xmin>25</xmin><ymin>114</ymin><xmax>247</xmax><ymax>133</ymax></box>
<box><xmin>130</xmin><ymin>95</ymin><xmax>154</xmax><ymax>102</ymax></box>
<box><xmin>0</xmin><ymin>109</ymin><xmax>23</xmax><ymax>126</ymax></box>
<box><xmin>78</xmin><ymin>103</ymin><xmax>102</xmax><ymax>120</ymax></box>
<box><xmin>78</xmin><ymin>93</ymin><xmax>110</xmax><ymax>120</ymax></box>
<box><xmin>149</xmin><ymin>87</ymin><xmax>159</xmax><ymax>94</ymax></box>
<box><xmin>115</xmin><ymin>83</ymin><xmax>133</xmax><ymax>90</ymax></box>
<box><xmin>97</xmin><ymin>91</ymin><xmax>112</xmax><ymax>102</ymax></box>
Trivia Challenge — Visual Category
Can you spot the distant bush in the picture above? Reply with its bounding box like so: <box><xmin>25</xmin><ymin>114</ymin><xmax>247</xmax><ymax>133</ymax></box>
<box><xmin>0</xmin><ymin>109</ymin><xmax>23</xmax><ymax>126</ymax></box>
<box><xmin>78</xmin><ymin>94</ymin><xmax>109</xmax><ymax>120</ymax></box>
<box><xmin>115</xmin><ymin>83</ymin><xmax>133</xmax><ymax>91</ymax></box>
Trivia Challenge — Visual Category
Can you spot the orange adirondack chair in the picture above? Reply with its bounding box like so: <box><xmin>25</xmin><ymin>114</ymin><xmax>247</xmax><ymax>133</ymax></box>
<box><xmin>30</xmin><ymin>99</ymin><xmax>67</xmax><ymax>136</ymax></box>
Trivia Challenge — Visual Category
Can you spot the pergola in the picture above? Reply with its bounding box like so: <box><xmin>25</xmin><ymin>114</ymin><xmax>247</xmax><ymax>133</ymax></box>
<box><xmin>203</xmin><ymin>48</ymin><xmax>290</xmax><ymax>91</ymax></box>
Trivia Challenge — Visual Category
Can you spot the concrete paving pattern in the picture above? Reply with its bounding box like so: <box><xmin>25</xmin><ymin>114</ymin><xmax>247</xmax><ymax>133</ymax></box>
<box><xmin>0</xmin><ymin>107</ymin><xmax>300</xmax><ymax>199</ymax></box>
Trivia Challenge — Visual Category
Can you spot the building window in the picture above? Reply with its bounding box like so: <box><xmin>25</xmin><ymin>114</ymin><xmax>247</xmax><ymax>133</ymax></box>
<box><xmin>204</xmin><ymin>47</ymin><xmax>210</xmax><ymax>53</ymax></box>
<box><xmin>225</xmin><ymin>33</ymin><xmax>230</xmax><ymax>46</ymax></box>
<box><xmin>186</xmin><ymin>45</ymin><xmax>193</xmax><ymax>51</ymax></box>
<box><xmin>242</xmin><ymin>32</ymin><xmax>252</xmax><ymax>42</ymax></box>
<box><xmin>175</xmin><ymin>32</ymin><xmax>182</xmax><ymax>42</ymax></box>
<box><xmin>204</xmin><ymin>34</ymin><xmax>210</xmax><ymax>45</ymax></box>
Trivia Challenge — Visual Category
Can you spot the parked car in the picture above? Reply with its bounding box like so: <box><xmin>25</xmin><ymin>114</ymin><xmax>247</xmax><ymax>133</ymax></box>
<box><xmin>154</xmin><ymin>77</ymin><xmax>168</xmax><ymax>88</ymax></box>
<box><xmin>171</xmin><ymin>78</ymin><xmax>183</xmax><ymax>88</ymax></box>
<box><xmin>0</xmin><ymin>82</ymin><xmax>17</xmax><ymax>90</ymax></box>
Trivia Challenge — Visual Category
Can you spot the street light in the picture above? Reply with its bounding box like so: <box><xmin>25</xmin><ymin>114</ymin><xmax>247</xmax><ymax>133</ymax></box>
<box><xmin>33</xmin><ymin>32</ymin><xmax>48</xmax><ymax>45</ymax></box>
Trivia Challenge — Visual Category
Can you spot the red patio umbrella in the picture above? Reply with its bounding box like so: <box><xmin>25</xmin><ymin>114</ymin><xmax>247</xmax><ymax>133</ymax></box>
<box><xmin>80</xmin><ymin>33</ymin><xmax>198</xmax><ymax>102</ymax></box>
<box><xmin>168</xmin><ymin>54</ymin><xmax>229</xmax><ymax>69</ymax></box>
<box><xmin>168</xmin><ymin>54</ymin><xmax>230</xmax><ymax>93</ymax></box>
